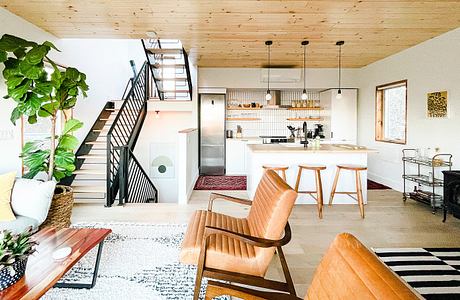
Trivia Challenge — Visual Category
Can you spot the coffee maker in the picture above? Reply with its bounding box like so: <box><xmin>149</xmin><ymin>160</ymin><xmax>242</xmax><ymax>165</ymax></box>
<box><xmin>314</xmin><ymin>124</ymin><xmax>325</xmax><ymax>139</ymax></box>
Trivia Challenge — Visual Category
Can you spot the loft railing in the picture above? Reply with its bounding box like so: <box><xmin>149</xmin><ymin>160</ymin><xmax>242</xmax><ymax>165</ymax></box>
<box><xmin>106</xmin><ymin>61</ymin><xmax>157</xmax><ymax>206</ymax></box>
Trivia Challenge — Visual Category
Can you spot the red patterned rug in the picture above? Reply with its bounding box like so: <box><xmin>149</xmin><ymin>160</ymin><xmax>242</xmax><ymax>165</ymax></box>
<box><xmin>194</xmin><ymin>175</ymin><xmax>247</xmax><ymax>190</ymax></box>
<box><xmin>368</xmin><ymin>179</ymin><xmax>391</xmax><ymax>190</ymax></box>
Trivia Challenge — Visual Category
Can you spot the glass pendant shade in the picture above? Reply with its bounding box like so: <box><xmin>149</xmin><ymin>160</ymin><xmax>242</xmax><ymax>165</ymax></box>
<box><xmin>336</xmin><ymin>89</ymin><xmax>343</xmax><ymax>99</ymax></box>
<box><xmin>301</xmin><ymin>89</ymin><xmax>308</xmax><ymax>100</ymax></box>
<box><xmin>265</xmin><ymin>90</ymin><xmax>272</xmax><ymax>101</ymax></box>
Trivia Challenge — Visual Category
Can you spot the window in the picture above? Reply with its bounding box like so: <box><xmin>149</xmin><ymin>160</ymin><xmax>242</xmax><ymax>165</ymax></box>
<box><xmin>375</xmin><ymin>80</ymin><xmax>407</xmax><ymax>144</ymax></box>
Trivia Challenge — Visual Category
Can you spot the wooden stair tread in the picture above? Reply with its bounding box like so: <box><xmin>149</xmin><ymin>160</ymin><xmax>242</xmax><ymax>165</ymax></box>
<box><xmin>72</xmin><ymin>186</ymin><xmax>106</xmax><ymax>193</ymax></box>
<box><xmin>86</xmin><ymin>141</ymin><xmax>106</xmax><ymax>145</ymax></box>
<box><xmin>161</xmin><ymin>89</ymin><xmax>190</xmax><ymax>93</ymax></box>
<box><xmin>77</xmin><ymin>154</ymin><xmax>105</xmax><ymax>159</ymax></box>
<box><xmin>73</xmin><ymin>169</ymin><xmax>106</xmax><ymax>175</ymax></box>
<box><xmin>147</xmin><ymin>48</ymin><xmax>182</xmax><ymax>54</ymax></box>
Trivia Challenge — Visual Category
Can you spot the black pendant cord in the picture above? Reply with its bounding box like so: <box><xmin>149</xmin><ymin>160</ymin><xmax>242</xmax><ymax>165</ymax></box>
<box><xmin>338</xmin><ymin>44</ymin><xmax>341</xmax><ymax>90</ymax></box>
<box><xmin>267</xmin><ymin>43</ymin><xmax>271</xmax><ymax>92</ymax></box>
<box><xmin>303</xmin><ymin>45</ymin><xmax>306</xmax><ymax>91</ymax></box>
<box><xmin>336</xmin><ymin>41</ymin><xmax>344</xmax><ymax>93</ymax></box>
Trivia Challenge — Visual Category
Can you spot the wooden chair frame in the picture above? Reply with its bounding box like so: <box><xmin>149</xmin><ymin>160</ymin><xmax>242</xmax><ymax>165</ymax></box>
<box><xmin>192</xmin><ymin>192</ymin><xmax>297</xmax><ymax>300</ymax></box>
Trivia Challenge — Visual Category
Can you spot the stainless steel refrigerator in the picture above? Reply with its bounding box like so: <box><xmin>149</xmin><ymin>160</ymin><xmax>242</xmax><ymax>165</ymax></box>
<box><xmin>199</xmin><ymin>94</ymin><xmax>225</xmax><ymax>175</ymax></box>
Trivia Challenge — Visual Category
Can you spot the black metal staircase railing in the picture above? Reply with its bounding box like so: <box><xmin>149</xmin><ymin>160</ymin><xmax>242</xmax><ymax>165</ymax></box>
<box><xmin>106</xmin><ymin>61</ymin><xmax>158</xmax><ymax>206</ymax></box>
<box><xmin>118</xmin><ymin>146</ymin><xmax>158</xmax><ymax>204</ymax></box>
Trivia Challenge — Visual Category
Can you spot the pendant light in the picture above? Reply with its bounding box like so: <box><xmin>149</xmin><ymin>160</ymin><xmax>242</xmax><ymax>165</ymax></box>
<box><xmin>265</xmin><ymin>40</ymin><xmax>273</xmax><ymax>101</ymax></box>
<box><xmin>336</xmin><ymin>41</ymin><xmax>344</xmax><ymax>99</ymax></box>
<box><xmin>301</xmin><ymin>40</ymin><xmax>309</xmax><ymax>100</ymax></box>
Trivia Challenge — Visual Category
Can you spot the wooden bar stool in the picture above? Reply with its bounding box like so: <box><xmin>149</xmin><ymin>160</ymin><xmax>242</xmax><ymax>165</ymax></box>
<box><xmin>262</xmin><ymin>165</ymin><xmax>289</xmax><ymax>181</ymax></box>
<box><xmin>294</xmin><ymin>164</ymin><xmax>327</xmax><ymax>218</ymax></box>
<box><xmin>329</xmin><ymin>164</ymin><xmax>367</xmax><ymax>219</ymax></box>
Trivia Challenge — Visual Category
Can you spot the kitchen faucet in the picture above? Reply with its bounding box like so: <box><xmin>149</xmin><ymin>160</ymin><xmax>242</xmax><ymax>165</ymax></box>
<box><xmin>302</xmin><ymin>121</ymin><xmax>309</xmax><ymax>148</ymax></box>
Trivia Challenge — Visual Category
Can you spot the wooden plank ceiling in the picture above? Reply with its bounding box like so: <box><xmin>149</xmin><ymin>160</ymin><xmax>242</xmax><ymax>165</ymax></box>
<box><xmin>2</xmin><ymin>1</ymin><xmax>460</xmax><ymax>68</ymax></box>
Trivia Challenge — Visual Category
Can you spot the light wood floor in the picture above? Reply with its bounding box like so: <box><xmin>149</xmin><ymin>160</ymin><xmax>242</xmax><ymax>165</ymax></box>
<box><xmin>72</xmin><ymin>189</ymin><xmax>460</xmax><ymax>297</ymax></box>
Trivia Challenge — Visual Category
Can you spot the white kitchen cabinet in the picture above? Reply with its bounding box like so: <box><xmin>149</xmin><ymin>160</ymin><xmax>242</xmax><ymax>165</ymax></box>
<box><xmin>226</xmin><ymin>139</ymin><xmax>246</xmax><ymax>174</ymax></box>
<box><xmin>226</xmin><ymin>138</ymin><xmax>262</xmax><ymax>175</ymax></box>
<box><xmin>320</xmin><ymin>89</ymin><xmax>357</xmax><ymax>144</ymax></box>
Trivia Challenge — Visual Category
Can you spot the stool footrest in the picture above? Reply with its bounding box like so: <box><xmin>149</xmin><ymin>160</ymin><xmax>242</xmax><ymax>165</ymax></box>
<box><xmin>334</xmin><ymin>192</ymin><xmax>358</xmax><ymax>194</ymax></box>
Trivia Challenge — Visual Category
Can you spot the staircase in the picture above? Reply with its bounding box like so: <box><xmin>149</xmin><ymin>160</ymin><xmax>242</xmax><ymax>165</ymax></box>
<box><xmin>61</xmin><ymin>61</ymin><xmax>159</xmax><ymax>206</ymax></box>
<box><xmin>142</xmin><ymin>39</ymin><xmax>193</xmax><ymax>101</ymax></box>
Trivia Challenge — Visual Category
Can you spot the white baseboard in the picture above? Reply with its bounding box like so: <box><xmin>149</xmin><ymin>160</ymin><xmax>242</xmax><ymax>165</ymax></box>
<box><xmin>368</xmin><ymin>171</ymin><xmax>403</xmax><ymax>192</ymax></box>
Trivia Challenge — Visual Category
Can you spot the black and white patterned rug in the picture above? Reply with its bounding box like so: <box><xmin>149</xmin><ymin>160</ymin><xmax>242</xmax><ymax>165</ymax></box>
<box><xmin>42</xmin><ymin>222</ymin><xmax>223</xmax><ymax>300</ymax></box>
<box><xmin>374</xmin><ymin>247</ymin><xmax>460</xmax><ymax>300</ymax></box>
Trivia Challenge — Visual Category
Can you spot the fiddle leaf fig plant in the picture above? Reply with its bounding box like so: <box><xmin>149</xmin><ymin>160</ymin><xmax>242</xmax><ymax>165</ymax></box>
<box><xmin>0</xmin><ymin>34</ymin><xmax>89</xmax><ymax>181</ymax></box>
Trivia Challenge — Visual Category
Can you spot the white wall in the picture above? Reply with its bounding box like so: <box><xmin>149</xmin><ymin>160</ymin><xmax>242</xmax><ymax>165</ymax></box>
<box><xmin>57</xmin><ymin>39</ymin><xmax>145</xmax><ymax>142</ymax></box>
<box><xmin>357</xmin><ymin>28</ymin><xmax>460</xmax><ymax>191</ymax></box>
<box><xmin>133</xmin><ymin>111</ymin><xmax>195</xmax><ymax>203</ymax></box>
<box><xmin>0</xmin><ymin>8</ymin><xmax>60</xmax><ymax>175</ymax></box>
<box><xmin>199</xmin><ymin>67</ymin><xmax>359</xmax><ymax>89</ymax></box>
<box><xmin>178</xmin><ymin>129</ymin><xmax>199</xmax><ymax>204</ymax></box>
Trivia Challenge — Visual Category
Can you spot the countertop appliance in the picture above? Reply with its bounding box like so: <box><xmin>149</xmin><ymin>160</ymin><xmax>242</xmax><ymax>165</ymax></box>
<box><xmin>260</xmin><ymin>135</ymin><xmax>291</xmax><ymax>144</ymax></box>
<box><xmin>314</xmin><ymin>124</ymin><xmax>325</xmax><ymax>139</ymax></box>
<box><xmin>199</xmin><ymin>94</ymin><xmax>225</xmax><ymax>175</ymax></box>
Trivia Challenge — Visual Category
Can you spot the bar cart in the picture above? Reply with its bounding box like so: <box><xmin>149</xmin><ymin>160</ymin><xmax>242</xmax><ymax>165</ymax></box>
<box><xmin>402</xmin><ymin>149</ymin><xmax>452</xmax><ymax>216</ymax></box>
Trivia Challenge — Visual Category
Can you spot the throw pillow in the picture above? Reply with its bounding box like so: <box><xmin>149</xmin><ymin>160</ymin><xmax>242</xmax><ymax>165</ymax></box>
<box><xmin>0</xmin><ymin>171</ymin><xmax>16</xmax><ymax>221</ymax></box>
<box><xmin>11</xmin><ymin>179</ymin><xmax>56</xmax><ymax>224</ymax></box>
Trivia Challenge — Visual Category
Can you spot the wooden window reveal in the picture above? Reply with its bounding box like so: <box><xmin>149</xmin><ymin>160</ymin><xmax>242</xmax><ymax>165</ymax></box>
<box><xmin>375</xmin><ymin>80</ymin><xmax>407</xmax><ymax>144</ymax></box>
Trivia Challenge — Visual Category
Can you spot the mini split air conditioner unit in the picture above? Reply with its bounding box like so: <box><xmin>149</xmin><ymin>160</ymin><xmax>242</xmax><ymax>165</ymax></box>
<box><xmin>260</xmin><ymin>68</ymin><xmax>302</xmax><ymax>83</ymax></box>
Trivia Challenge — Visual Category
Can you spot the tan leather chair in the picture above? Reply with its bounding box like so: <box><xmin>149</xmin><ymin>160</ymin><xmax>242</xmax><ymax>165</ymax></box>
<box><xmin>180</xmin><ymin>170</ymin><xmax>298</xmax><ymax>300</ymax></box>
<box><xmin>205</xmin><ymin>233</ymin><xmax>422</xmax><ymax>300</ymax></box>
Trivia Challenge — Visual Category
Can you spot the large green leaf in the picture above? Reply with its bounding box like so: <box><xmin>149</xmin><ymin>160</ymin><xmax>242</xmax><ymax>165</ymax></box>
<box><xmin>23</xmin><ymin>93</ymin><xmax>42</xmax><ymax>116</ymax></box>
<box><xmin>40</xmin><ymin>102</ymin><xmax>59</xmax><ymax>115</ymax></box>
<box><xmin>0</xmin><ymin>34</ymin><xmax>36</xmax><ymax>52</ymax></box>
<box><xmin>8</xmin><ymin>80</ymin><xmax>30</xmax><ymax>101</ymax></box>
<box><xmin>33</xmin><ymin>82</ymin><xmax>54</xmax><ymax>95</ymax></box>
<box><xmin>65</xmin><ymin>68</ymin><xmax>80</xmax><ymax>81</ymax></box>
<box><xmin>6</xmin><ymin>76</ymin><xmax>24</xmax><ymax>90</ymax></box>
<box><xmin>54</xmin><ymin>149</ymin><xmax>75</xmax><ymax>171</ymax></box>
<box><xmin>27</xmin><ymin>115</ymin><xmax>37</xmax><ymax>124</ymax></box>
<box><xmin>61</xmin><ymin>119</ymin><xmax>83</xmax><ymax>135</ymax></box>
<box><xmin>58</xmin><ymin>134</ymin><xmax>79</xmax><ymax>150</ymax></box>
<box><xmin>13</xmin><ymin>47</ymin><xmax>26</xmax><ymax>59</ymax></box>
<box><xmin>43</xmin><ymin>41</ymin><xmax>60</xmax><ymax>52</ymax></box>
<box><xmin>10</xmin><ymin>107</ymin><xmax>22</xmax><ymax>125</ymax></box>
<box><xmin>19</xmin><ymin>60</ymin><xmax>43</xmax><ymax>80</ymax></box>
<box><xmin>22</xmin><ymin>141</ymin><xmax>41</xmax><ymax>155</ymax></box>
<box><xmin>24</xmin><ymin>45</ymin><xmax>49</xmax><ymax>65</ymax></box>
<box><xmin>0</xmin><ymin>50</ymin><xmax>6</xmax><ymax>63</ymax></box>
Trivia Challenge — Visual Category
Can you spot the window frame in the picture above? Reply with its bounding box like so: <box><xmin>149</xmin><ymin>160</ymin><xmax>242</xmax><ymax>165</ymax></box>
<box><xmin>375</xmin><ymin>79</ymin><xmax>407</xmax><ymax>145</ymax></box>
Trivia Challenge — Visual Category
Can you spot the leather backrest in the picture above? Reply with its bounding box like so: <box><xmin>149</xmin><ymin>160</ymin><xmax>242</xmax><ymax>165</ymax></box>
<box><xmin>306</xmin><ymin>233</ymin><xmax>421</xmax><ymax>300</ymax></box>
<box><xmin>247</xmin><ymin>170</ymin><xmax>297</xmax><ymax>240</ymax></box>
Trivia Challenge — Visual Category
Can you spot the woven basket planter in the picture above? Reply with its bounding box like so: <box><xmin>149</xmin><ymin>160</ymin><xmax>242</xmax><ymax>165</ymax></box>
<box><xmin>40</xmin><ymin>185</ymin><xmax>74</xmax><ymax>230</ymax></box>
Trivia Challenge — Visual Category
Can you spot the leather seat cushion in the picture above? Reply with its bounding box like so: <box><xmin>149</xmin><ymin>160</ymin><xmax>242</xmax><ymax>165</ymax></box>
<box><xmin>306</xmin><ymin>233</ymin><xmax>420</xmax><ymax>300</ymax></box>
<box><xmin>180</xmin><ymin>210</ymin><xmax>269</xmax><ymax>277</ymax></box>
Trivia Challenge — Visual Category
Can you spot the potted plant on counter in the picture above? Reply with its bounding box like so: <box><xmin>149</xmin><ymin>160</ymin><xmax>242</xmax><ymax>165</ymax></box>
<box><xmin>0</xmin><ymin>229</ymin><xmax>37</xmax><ymax>290</ymax></box>
<box><xmin>0</xmin><ymin>34</ymin><xmax>89</xmax><ymax>229</ymax></box>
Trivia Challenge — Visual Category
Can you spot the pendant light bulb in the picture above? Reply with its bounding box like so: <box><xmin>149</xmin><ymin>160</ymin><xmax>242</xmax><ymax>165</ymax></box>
<box><xmin>336</xmin><ymin>89</ymin><xmax>342</xmax><ymax>99</ymax></box>
<box><xmin>301</xmin><ymin>89</ymin><xmax>308</xmax><ymax>100</ymax></box>
<box><xmin>265</xmin><ymin>90</ymin><xmax>272</xmax><ymax>101</ymax></box>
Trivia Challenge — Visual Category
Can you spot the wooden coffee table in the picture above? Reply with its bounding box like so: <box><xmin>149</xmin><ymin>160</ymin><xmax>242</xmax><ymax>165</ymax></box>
<box><xmin>0</xmin><ymin>227</ymin><xmax>112</xmax><ymax>300</ymax></box>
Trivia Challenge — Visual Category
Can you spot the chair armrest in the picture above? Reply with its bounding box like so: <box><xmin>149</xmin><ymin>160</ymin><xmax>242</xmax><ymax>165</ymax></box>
<box><xmin>208</xmin><ymin>192</ymin><xmax>252</xmax><ymax>211</ymax></box>
<box><xmin>203</xmin><ymin>222</ymin><xmax>292</xmax><ymax>248</ymax></box>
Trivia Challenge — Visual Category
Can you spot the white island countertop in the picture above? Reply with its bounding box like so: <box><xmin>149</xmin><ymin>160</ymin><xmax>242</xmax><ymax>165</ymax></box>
<box><xmin>245</xmin><ymin>143</ymin><xmax>377</xmax><ymax>205</ymax></box>
<box><xmin>247</xmin><ymin>143</ymin><xmax>377</xmax><ymax>153</ymax></box>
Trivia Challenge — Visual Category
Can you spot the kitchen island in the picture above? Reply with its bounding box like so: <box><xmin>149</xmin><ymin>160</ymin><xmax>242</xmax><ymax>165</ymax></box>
<box><xmin>246</xmin><ymin>143</ymin><xmax>377</xmax><ymax>204</ymax></box>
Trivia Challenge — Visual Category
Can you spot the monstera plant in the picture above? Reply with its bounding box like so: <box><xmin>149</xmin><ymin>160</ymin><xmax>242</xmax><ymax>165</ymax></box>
<box><xmin>0</xmin><ymin>34</ymin><xmax>88</xmax><ymax>181</ymax></box>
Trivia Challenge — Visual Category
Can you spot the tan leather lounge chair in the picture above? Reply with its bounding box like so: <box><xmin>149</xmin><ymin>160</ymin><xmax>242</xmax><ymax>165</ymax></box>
<box><xmin>180</xmin><ymin>170</ymin><xmax>298</xmax><ymax>300</ymax></box>
<box><xmin>205</xmin><ymin>233</ymin><xmax>422</xmax><ymax>300</ymax></box>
